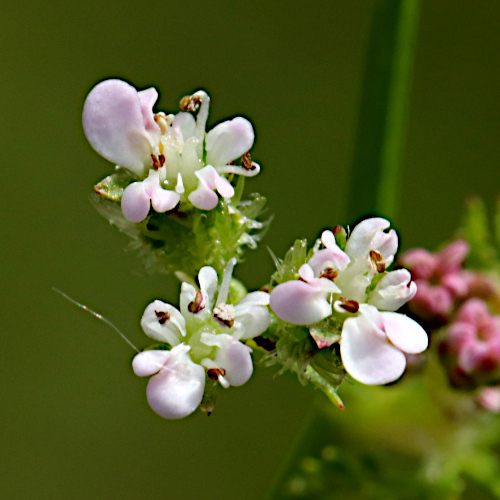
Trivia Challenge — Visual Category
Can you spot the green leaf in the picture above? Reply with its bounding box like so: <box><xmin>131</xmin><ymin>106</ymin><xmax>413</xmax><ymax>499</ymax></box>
<box><xmin>94</xmin><ymin>171</ymin><xmax>133</xmax><ymax>201</ymax></box>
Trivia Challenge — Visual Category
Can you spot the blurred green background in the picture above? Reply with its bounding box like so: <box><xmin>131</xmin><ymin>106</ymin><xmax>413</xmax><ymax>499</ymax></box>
<box><xmin>3</xmin><ymin>0</ymin><xmax>500</xmax><ymax>498</ymax></box>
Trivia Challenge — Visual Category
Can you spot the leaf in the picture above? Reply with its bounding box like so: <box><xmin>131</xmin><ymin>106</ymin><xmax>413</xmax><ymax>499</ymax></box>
<box><xmin>94</xmin><ymin>171</ymin><xmax>133</xmax><ymax>201</ymax></box>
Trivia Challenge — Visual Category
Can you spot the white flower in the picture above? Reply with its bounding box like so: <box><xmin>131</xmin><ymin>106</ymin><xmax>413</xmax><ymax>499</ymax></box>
<box><xmin>340</xmin><ymin>305</ymin><xmax>428</xmax><ymax>385</ymax></box>
<box><xmin>83</xmin><ymin>79</ymin><xmax>261</xmax><ymax>222</ymax></box>
<box><xmin>133</xmin><ymin>259</ymin><xmax>271</xmax><ymax>418</ymax></box>
<box><xmin>270</xmin><ymin>218</ymin><xmax>416</xmax><ymax>325</ymax></box>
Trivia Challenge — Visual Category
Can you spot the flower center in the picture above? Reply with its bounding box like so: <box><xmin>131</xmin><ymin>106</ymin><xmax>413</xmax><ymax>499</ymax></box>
<box><xmin>213</xmin><ymin>303</ymin><xmax>236</xmax><ymax>328</ymax></box>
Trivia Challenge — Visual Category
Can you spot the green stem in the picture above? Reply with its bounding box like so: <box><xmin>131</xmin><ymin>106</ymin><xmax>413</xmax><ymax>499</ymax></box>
<box><xmin>266</xmin><ymin>2</ymin><xmax>421</xmax><ymax>498</ymax></box>
<box><xmin>347</xmin><ymin>0</ymin><xmax>421</xmax><ymax>223</ymax></box>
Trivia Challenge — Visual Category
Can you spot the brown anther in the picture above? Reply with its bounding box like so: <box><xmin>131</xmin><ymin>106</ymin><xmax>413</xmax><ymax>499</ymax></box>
<box><xmin>155</xmin><ymin>310</ymin><xmax>170</xmax><ymax>325</ymax></box>
<box><xmin>188</xmin><ymin>290</ymin><xmax>205</xmax><ymax>314</ymax></box>
<box><xmin>241</xmin><ymin>151</ymin><xmax>255</xmax><ymax>171</ymax></box>
<box><xmin>319</xmin><ymin>268</ymin><xmax>339</xmax><ymax>281</ymax></box>
<box><xmin>338</xmin><ymin>298</ymin><xmax>359</xmax><ymax>314</ymax></box>
<box><xmin>213</xmin><ymin>304</ymin><xmax>235</xmax><ymax>328</ymax></box>
<box><xmin>151</xmin><ymin>154</ymin><xmax>165</xmax><ymax>170</ymax></box>
<box><xmin>207</xmin><ymin>367</ymin><xmax>227</xmax><ymax>380</ymax></box>
<box><xmin>260</xmin><ymin>285</ymin><xmax>270</xmax><ymax>293</ymax></box>
<box><xmin>369</xmin><ymin>250</ymin><xmax>386</xmax><ymax>273</ymax></box>
<box><xmin>254</xmin><ymin>335</ymin><xmax>277</xmax><ymax>351</ymax></box>
<box><xmin>179</xmin><ymin>94</ymin><xmax>202</xmax><ymax>112</ymax></box>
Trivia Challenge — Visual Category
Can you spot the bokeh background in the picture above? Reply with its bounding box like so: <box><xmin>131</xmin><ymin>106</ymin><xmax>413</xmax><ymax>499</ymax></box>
<box><xmin>3</xmin><ymin>1</ymin><xmax>500</xmax><ymax>498</ymax></box>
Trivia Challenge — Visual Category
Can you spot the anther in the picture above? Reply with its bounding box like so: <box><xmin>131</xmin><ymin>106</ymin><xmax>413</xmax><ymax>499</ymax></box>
<box><xmin>319</xmin><ymin>268</ymin><xmax>339</xmax><ymax>281</ymax></box>
<box><xmin>369</xmin><ymin>250</ymin><xmax>386</xmax><ymax>273</ymax></box>
<box><xmin>151</xmin><ymin>154</ymin><xmax>165</xmax><ymax>170</ymax></box>
<box><xmin>188</xmin><ymin>290</ymin><xmax>206</xmax><ymax>313</ymax></box>
<box><xmin>213</xmin><ymin>303</ymin><xmax>235</xmax><ymax>328</ymax></box>
<box><xmin>154</xmin><ymin>112</ymin><xmax>171</xmax><ymax>134</ymax></box>
<box><xmin>155</xmin><ymin>310</ymin><xmax>170</xmax><ymax>325</ymax></box>
<box><xmin>241</xmin><ymin>151</ymin><xmax>256</xmax><ymax>171</ymax></box>
<box><xmin>207</xmin><ymin>367</ymin><xmax>226</xmax><ymax>380</ymax></box>
<box><xmin>179</xmin><ymin>94</ymin><xmax>203</xmax><ymax>112</ymax></box>
<box><xmin>337</xmin><ymin>298</ymin><xmax>359</xmax><ymax>314</ymax></box>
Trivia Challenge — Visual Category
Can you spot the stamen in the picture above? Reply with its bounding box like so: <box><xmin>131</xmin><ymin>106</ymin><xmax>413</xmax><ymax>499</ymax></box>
<box><xmin>154</xmin><ymin>112</ymin><xmax>171</xmax><ymax>134</ymax></box>
<box><xmin>188</xmin><ymin>290</ymin><xmax>206</xmax><ymax>313</ymax></box>
<box><xmin>175</xmin><ymin>173</ymin><xmax>185</xmax><ymax>194</ymax></box>
<box><xmin>337</xmin><ymin>297</ymin><xmax>359</xmax><ymax>314</ymax></box>
<box><xmin>216</xmin><ymin>257</ymin><xmax>237</xmax><ymax>305</ymax></box>
<box><xmin>155</xmin><ymin>310</ymin><xmax>170</xmax><ymax>325</ymax></box>
<box><xmin>319</xmin><ymin>268</ymin><xmax>339</xmax><ymax>281</ymax></box>
<box><xmin>207</xmin><ymin>367</ymin><xmax>226</xmax><ymax>380</ymax></box>
<box><xmin>241</xmin><ymin>152</ymin><xmax>256</xmax><ymax>171</ymax></box>
<box><xmin>179</xmin><ymin>94</ymin><xmax>203</xmax><ymax>112</ymax></box>
<box><xmin>369</xmin><ymin>250</ymin><xmax>386</xmax><ymax>273</ymax></box>
<box><xmin>151</xmin><ymin>154</ymin><xmax>165</xmax><ymax>170</ymax></box>
<box><xmin>213</xmin><ymin>303</ymin><xmax>235</xmax><ymax>328</ymax></box>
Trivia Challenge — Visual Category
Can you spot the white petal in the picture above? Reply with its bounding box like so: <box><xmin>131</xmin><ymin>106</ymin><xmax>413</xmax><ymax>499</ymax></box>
<box><xmin>368</xmin><ymin>269</ymin><xmax>417</xmax><ymax>311</ymax></box>
<box><xmin>381</xmin><ymin>312</ymin><xmax>428</xmax><ymax>354</ymax></box>
<box><xmin>201</xmin><ymin>334</ymin><xmax>253</xmax><ymax>387</ymax></box>
<box><xmin>234</xmin><ymin>298</ymin><xmax>271</xmax><ymax>339</ymax></box>
<box><xmin>172</xmin><ymin>112</ymin><xmax>196</xmax><ymax>141</ymax></box>
<box><xmin>188</xmin><ymin>186</ymin><xmax>219</xmax><ymax>210</ymax></box>
<box><xmin>151</xmin><ymin>185</ymin><xmax>180</xmax><ymax>213</ymax></box>
<box><xmin>82</xmin><ymin>79</ymin><xmax>154</xmax><ymax>175</ymax></box>
<box><xmin>198</xmin><ymin>266</ymin><xmax>219</xmax><ymax>307</ymax></box>
<box><xmin>345</xmin><ymin>218</ymin><xmax>394</xmax><ymax>259</ymax></box>
<box><xmin>270</xmin><ymin>280</ymin><xmax>332</xmax><ymax>325</ymax></box>
<box><xmin>214</xmin><ymin>174</ymin><xmax>235</xmax><ymax>199</ymax></box>
<box><xmin>320</xmin><ymin>230</ymin><xmax>350</xmax><ymax>269</ymax></box>
<box><xmin>205</xmin><ymin>117</ymin><xmax>254</xmax><ymax>166</ymax></box>
<box><xmin>140</xmin><ymin>300</ymin><xmax>186</xmax><ymax>345</ymax></box>
<box><xmin>121</xmin><ymin>182</ymin><xmax>151</xmax><ymax>222</ymax></box>
<box><xmin>340</xmin><ymin>314</ymin><xmax>407</xmax><ymax>385</ymax></box>
<box><xmin>237</xmin><ymin>291</ymin><xmax>270</xmax><ymax>307</ymax></box>
<box><xmin>132</xmin><ymin>350</ymin><xmax>171</xmax><ymax>377</ymax></box>
<box><xmin>146</xmin><ymin>344</ymin><xmax>205</xmax><ymax>419</ymax></box>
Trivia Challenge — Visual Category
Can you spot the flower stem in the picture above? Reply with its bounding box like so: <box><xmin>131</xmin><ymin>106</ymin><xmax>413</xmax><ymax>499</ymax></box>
<box><xmin>347</xmin><ymin>0</ymin><xmax>421</xmax><ymax>223</ymax></box>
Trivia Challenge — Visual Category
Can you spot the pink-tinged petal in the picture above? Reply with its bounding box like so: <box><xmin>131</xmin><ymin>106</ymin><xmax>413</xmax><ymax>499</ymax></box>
<box><xmin>172</xmin><ymin>112</ymin><xmax>196</xmax><ymax>141</ymax></box>
<box><xmin>205</xmin><ymin>117</ymin><xmax>254</xmax><ymax>166</ymax></box>
<box><xmin>137</xmin><ymin>87</ymin><xmax>161</xmax><ymax>134</ymax></box>
<box><xmin>345</xmin><ymin>218</ymin><xmax>392</xmax><ymax>259</ymax></box>
<box><xmin>121</xmin><ymin>182</ymin><xmax>151</xmax><ymax>222</ymax></box>
<box><xmin>141</xmin><ymin>300</ymin><xmax>186</xmax><ymax>345</ymax></box>
<box><xmin>151</xmin><ymin>185</ymin><xmax>180</xmax><ymax>213</ymax></box>
<box><xmin>214</xmin><ymin>174</ymin><xmax>235</xmax><ymax>199</ymax></box>
<box><xmin>476</xmin><ymin>387</ymin><xmax>500</xmax><ymax>413</ymax></box>
<box><xmin>201</xmin><ymin>334</ymin><xmax>253</xmax><ymax>386</ymax></box>
<box><xmin>381</xmin><ymin>312</ymin><xmax>428</xmax><ymax>354</ymax></box>
<box><xmin>369</xmin><ymin>269</ymin><xmax>417</xmax><ymax>311</ymax></box>
<box><xmin>409</xmin><ymin>281</ymin><xmax>454</xmax><ymax>320</ymax></box>
<box><xmin>270</xmin><ymin>280</ymin><xmax>332</xmax><ymax>325</ymax></box>
<box><xmin>299</xmin><ymin>263</ymin><xmax>315</xmax><ymax>282</ymax></box>
<box><xmin>341</xmin><ymin>314</ymin><xmax>407</xmax><ymax>385</ymax></box>
<box><xmin>188</xmin><ymin>184</ymin><xmax>219</xmax><ymax>210</ymax></box>
<box><xmin>132</xmin><ymin>350</ymin><xmax>171</xmax><ymax>377</ymax></box>
<box><xmin>399</xmin><ymin>248</ymin><xmax>437</xmax><ymax>280</ymax></box>
<box><xmin>437</xmin><ymin>239</ymin><xmax>469</xmax><ymax>272</ymax></box>
<box><xmin>321</xmin><ymin>230</ymin><xmax>350</xmax><ymax>269</ymax></box>
<box><xmin>441</xmin><ymin>272</ymin><xmax>469</xmax><ymax>297</ymax></box>
<box><xmin>146</xmin><ymin>344</ymin><xmax>205</xmax><ymax>419</ymax></box>
<box><xmin>82</xmin><ymin>79</ymin><xmax>153</xmax><ymax>175</ymax></box>
<box><xmin>455</xmin><ymin>298</ymin><xmax>490</xmax><ymax>326</ymax></box>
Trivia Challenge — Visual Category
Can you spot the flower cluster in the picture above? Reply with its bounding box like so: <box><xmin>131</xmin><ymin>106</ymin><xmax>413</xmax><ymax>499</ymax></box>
<box><xmin>83</xmin><ymin>79</ymin><xmax>260</xmax><ymax>222</ymax></box>
<box><xmin>438</xmin><ymin>298</ymin><xmax>500</xmax><ymax>389</ymax></box>
<box><xmin>268</xmin><ymin>218</ymin><xmax>428</xmax><ymax>386</ymax></box>
<box><xmin>132</xmin><ymin>259</ymin><xmax>271</xmax><ymax>418</ymax></box>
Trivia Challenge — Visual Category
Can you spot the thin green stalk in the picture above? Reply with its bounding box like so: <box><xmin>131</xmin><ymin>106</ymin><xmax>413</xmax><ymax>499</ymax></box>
<box><xmin>347</xmin><ymin>0</ymin><xmax>421</xmax><ymax>222</ymax></box>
